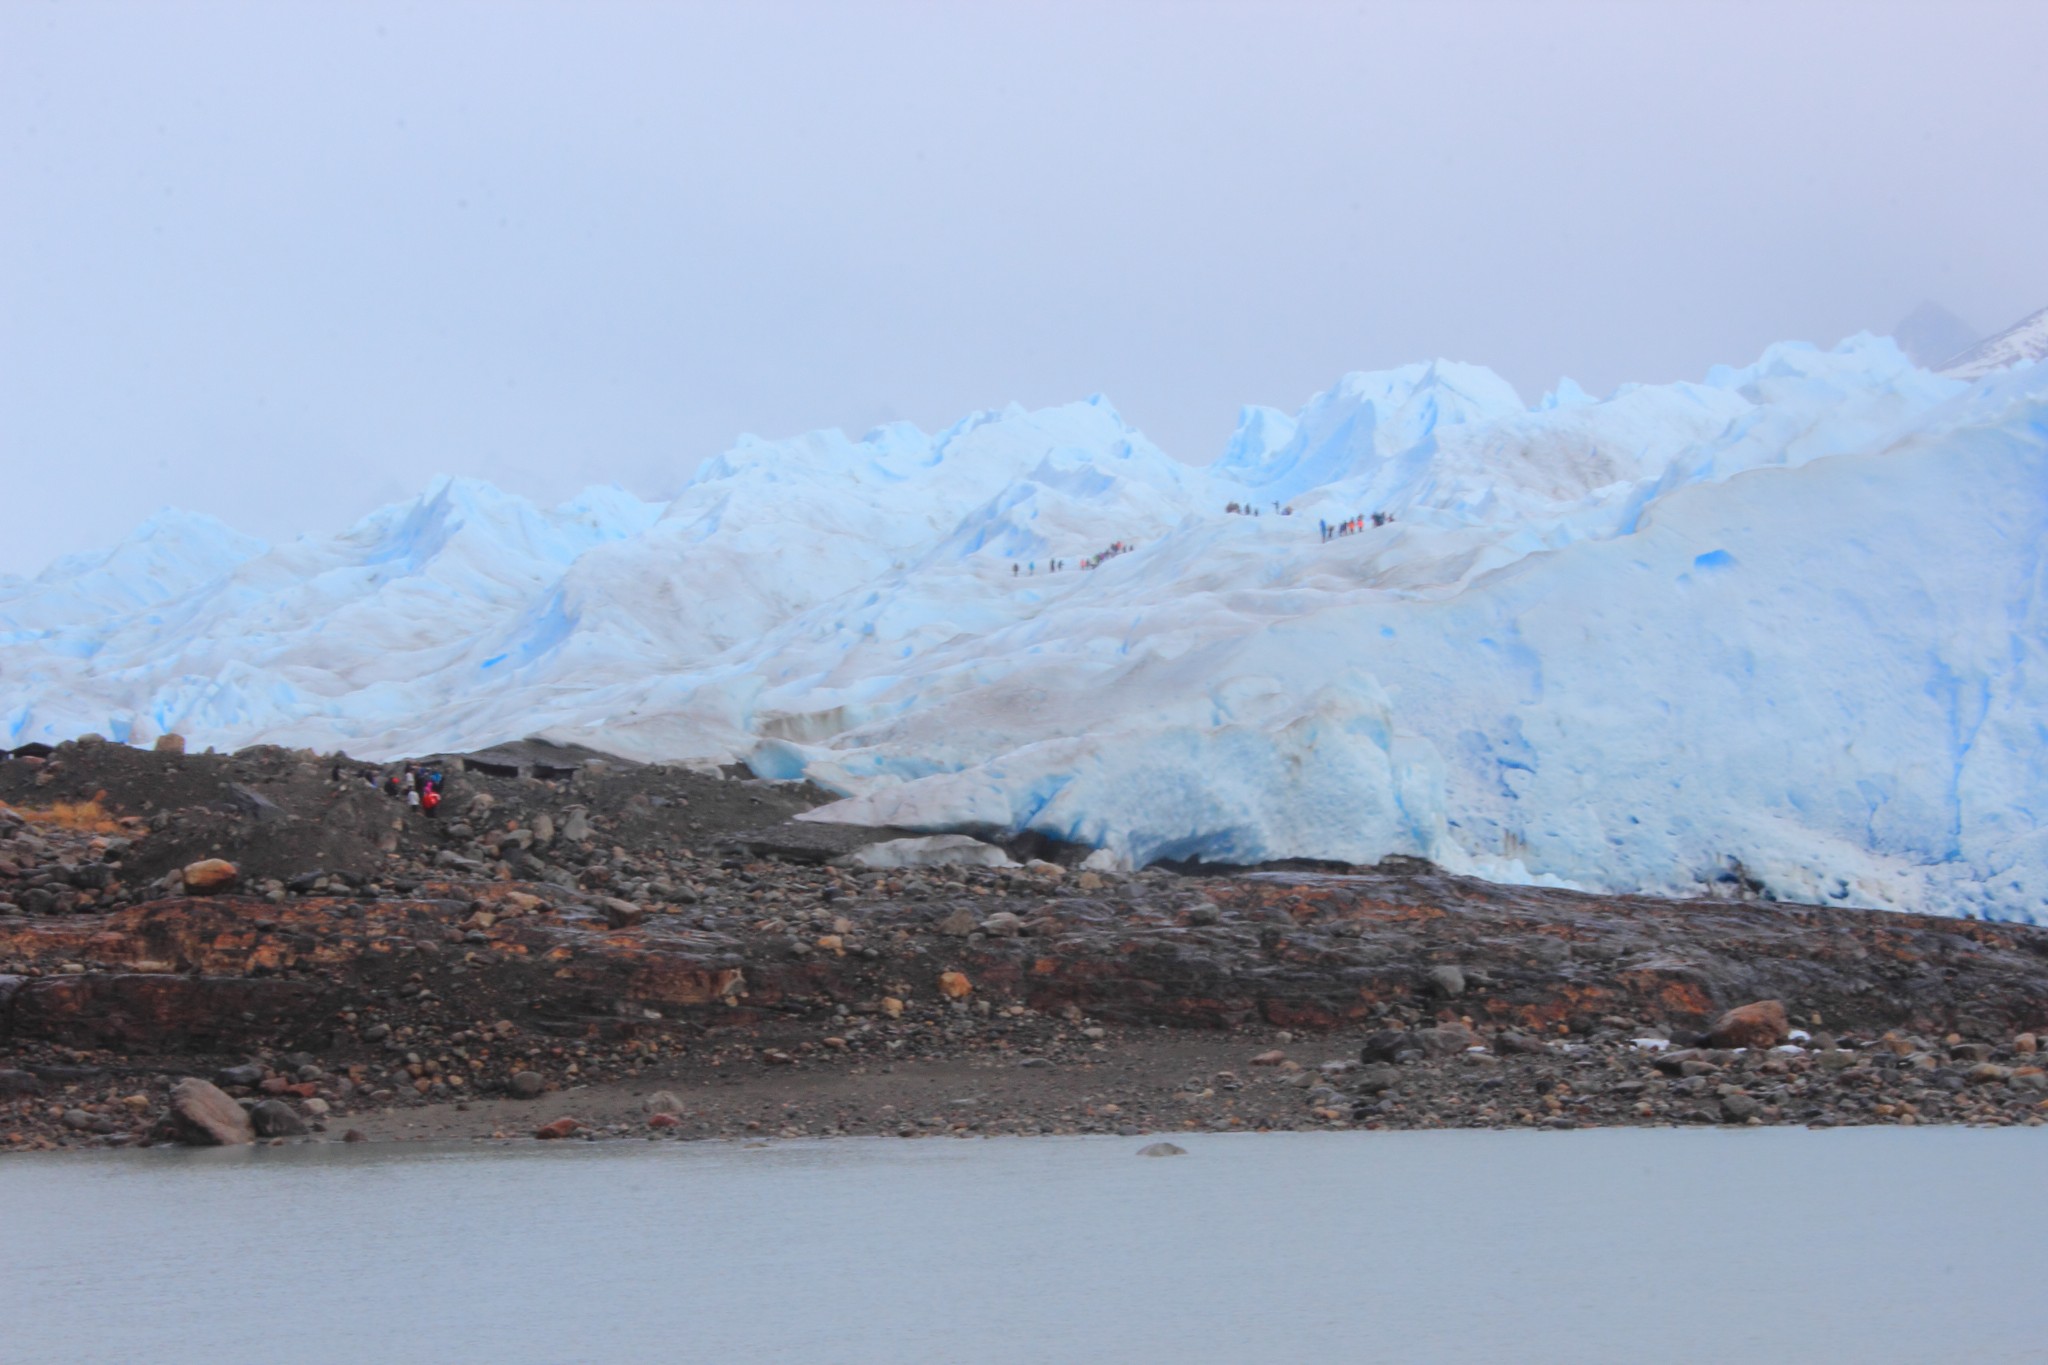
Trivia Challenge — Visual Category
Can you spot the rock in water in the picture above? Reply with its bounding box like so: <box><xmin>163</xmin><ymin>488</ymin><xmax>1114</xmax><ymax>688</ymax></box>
<box><xmin>181</xmin><ymin>859</ymin><xmax>239</xmax><ymax>895</ymax></box>
<box><xmin>1137</xmin><ymin>1142</ymin><xmax>1187</xmax><ymax>1157</ymax></box>
<box><xmin>1705</xmin><ymin>1000</ymin><xmax>1790</xmax><ymax>1050</ymax></box>
<box><xmin>249</xmin><ymin>1099</ymin><xmax>308</xmax><ymax>1137</ymax></box>
<box><xmin>168</xmin><ymin>1077</ymin><xmax>255</xmax><ymax>1145</ymax></box>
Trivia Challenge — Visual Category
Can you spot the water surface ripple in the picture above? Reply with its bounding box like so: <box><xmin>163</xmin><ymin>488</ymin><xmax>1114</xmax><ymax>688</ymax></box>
<box><xmin>3</xmin><ymin>1127</ymin><xmax>2041</xmax><ymax>1363</ymax></box>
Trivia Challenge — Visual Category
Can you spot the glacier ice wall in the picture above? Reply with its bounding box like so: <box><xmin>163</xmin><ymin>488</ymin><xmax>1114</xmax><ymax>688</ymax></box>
<box><xmin>3</xmin><ymin>336</ymin><xmax>2044</xmax><ymax>921</ymax></box>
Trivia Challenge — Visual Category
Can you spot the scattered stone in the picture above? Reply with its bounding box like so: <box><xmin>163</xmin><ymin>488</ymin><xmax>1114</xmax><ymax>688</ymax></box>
<box><xmin>1251</xmin><ymin>1049</ymin><xmax>1288</xmax><ymax>1066</ymax></box>
<box><xmin>1427</xmin><ymin>964</ymin><xmax>1467</xmax><ymax>998</ymax></box>
<box><xmin>1412</xmin><ymin>1023</ymin><xmax>1483</xmax><ymax>1057</ymax></box>
<box><xmin>1720</xmin><ymin>1092</ymin><xmax>1763</xmax><ymax>1122</ymax></box>
<box><xmin>979</xmin><ymin>911</ymin><xmax>1023</xmax><ymax>938</ymax></box>
<box><xmin>8</xmin><ymin>744</ymin><xmax>2048</xmax><ymax>1153</ymax></box>
<box><xmin>1351</xmin><ymin>1063</ymin><xmax>1402</xmax><ymax>1094</ymax></box>
<box><xmin>342</xmin><ymin>1129</ymin><xmax>368</xmax><ymax>1143</ymax></box>
<box><xmin>508</xmin><ymin>1071</ymin><xmax>546</xmax><ymax>1099</ymax></box>
<box><xmin>643</xmin><ymin>1090</ymin><xmax>686</xmax><ymax>1115</ymax></box>
<box><xmin>1360</xmin><ymin>1030</ymin><xmax>1415</xmax><ymax>1063</ymax></box>
<box><xmin>602</xmin><ymin>899</ymin><xmax>646</xmax><ymax>929</ymax></box>
<box><xmin>1137</xmin><ymin>1142</ymin><xmax>1187</xmax><ymax>1157</ymax></box>
<box><xmin>0</xmin><ymin>1070</ymin><xmax>44</xmax><ymax>1098</ymax></box>
<box><xmin>534</xmin><ymin>1117</ymin><xmax>580</xmax><ymax>1140</ymax></box>
<box><xmin>938</xmin><ymin>970</ymin><xmax>973</xmax><ymax>999</ymax></box>
<box><xmin>1494</xmin><ymin>1031</ymin><xmax>1553</xmax><ymax>1056</ymax></box>
<box><xmin>153</xmin><ymin>733</ymin><xmax>186</xmax><ymax>754</ymax></box>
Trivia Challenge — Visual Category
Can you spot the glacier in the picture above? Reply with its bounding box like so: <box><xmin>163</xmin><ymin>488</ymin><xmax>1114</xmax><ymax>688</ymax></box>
<box><xmin>3</xmin><ymin>334</ymin><xmax>2045</xmax><ymax>922</ymax></box>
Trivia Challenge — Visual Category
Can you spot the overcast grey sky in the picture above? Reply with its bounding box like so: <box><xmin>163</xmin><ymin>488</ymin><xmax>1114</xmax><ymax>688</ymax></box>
<box><xmin>3</xmin><ymin>0</ymin><xmax>2044</xmax><ymax>574</ymax></box>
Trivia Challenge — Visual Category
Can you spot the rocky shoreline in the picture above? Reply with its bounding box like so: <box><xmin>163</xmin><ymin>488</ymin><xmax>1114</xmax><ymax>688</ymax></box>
<box><xmin>3</xmin><ymin>738</ymin><xmax>2046</xmax><ymax>1152</ymax></box>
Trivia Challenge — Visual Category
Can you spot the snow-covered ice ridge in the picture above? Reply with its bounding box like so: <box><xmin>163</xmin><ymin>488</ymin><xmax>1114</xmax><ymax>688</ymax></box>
<box><xmin>1940</xmin><ymin>304</ymin><xmax>2048</xmax><ymax>381</ymax></box>
<box><xmin>5</xmin><ymin>335</ymin><xmax>2046</xmax><ymax>921</ymax></box>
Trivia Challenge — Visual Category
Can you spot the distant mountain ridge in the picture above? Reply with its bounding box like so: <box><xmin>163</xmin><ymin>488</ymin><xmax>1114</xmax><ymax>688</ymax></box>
<box><xmin>1891</xmin><ymin>300</ymin><xmax>1979</xmax><ymax>368</ymax></box>
<box><xmin>1938</xmin><ymin>304</ymin><xmax>2048</xmax><ymax>379</ymax></box>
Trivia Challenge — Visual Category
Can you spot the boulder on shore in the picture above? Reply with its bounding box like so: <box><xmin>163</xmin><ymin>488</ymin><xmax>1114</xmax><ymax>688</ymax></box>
<box><xmin>168</xmin><ymin>1077</ymin><xmax>254</xmax><ymax>1145</ymax></box>
<box><xmin>1705</xmin><ymin>1000</ymin><xmax>1790</xmax><ymax>1050</ymax></box>
<box><xmin>249</xmin><ymin>1098</ymin><xmax>308</xmax><ymax>1137</ymax></box>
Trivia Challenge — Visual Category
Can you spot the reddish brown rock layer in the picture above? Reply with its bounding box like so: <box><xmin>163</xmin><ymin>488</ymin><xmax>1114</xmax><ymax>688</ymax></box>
<box><xmin>5</xmin><ymin>868</ymin><xmax>2045</xmax><ymax>1063</ymax></box>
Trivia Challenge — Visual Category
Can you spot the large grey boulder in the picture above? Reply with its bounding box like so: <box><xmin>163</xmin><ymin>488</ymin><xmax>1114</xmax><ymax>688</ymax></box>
<box><xmin>249</xmin><ymin>1099</ymin><xmax>308</xmax><ymax>1137</ymax></box>
<box><xmin>168</xmin><ymin>1078</ymin><xmax>255</xmax><ymax>1146</ymax></box>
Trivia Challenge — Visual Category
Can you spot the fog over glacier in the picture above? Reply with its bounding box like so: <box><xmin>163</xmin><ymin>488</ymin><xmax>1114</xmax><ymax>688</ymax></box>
<box><xmin>5</xmin><ymin>338</ymin><xmax>2045</xmax><ymax>922</ymax></box>
<box><xmin>6</xmin><ymin>3</ymin><xmax>2047</xmax><ymax>576</ymax></box>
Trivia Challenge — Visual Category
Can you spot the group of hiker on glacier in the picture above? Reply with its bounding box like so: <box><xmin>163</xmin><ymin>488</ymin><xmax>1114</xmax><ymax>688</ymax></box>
<box><xmin>1321</xmin><ymin>511</ymin><xmax>1393</xmax><ymax>541</ymax></box>
<box><xmin>383</xmin><ymin>763</ymin><xmax>445</xmax><ymax>817</ymax></box>
<box><xmin>1011</xmin><ymin>539</ymin><xmax>1135</xmax><ymax>575</ymax></box>
<box><xmin>1010</xmin><ymin>500</ymin><xmax>1397</xmax><ymax>580</ymax></box>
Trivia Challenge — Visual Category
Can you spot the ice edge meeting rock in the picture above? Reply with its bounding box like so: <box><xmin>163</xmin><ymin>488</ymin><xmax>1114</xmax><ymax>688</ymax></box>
<box><xmin>3</xmin><ymin>336</ymin><xmax>2047</xmax><ymax>920</ymax></box>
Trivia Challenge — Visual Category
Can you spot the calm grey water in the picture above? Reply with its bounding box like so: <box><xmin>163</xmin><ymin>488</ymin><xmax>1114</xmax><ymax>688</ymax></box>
<box><xmin>2</xmin><ymin>1128</ymin><xmax>2041</xmax><ymax>1364</ymax></box>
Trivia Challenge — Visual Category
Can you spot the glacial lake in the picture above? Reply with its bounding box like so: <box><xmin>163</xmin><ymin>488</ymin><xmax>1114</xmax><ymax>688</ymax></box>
<box><xmin>3</xmin><ymin>1127</ymin><xmax>2041</xmax><ymax>1364</ymax></box>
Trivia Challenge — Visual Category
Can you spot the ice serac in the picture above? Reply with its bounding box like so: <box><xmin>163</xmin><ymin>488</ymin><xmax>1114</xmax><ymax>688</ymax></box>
<box><xmin>7</xmin><ymin>336</ymin><xmax>2048</xmax><ymax>922</ymax></box>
